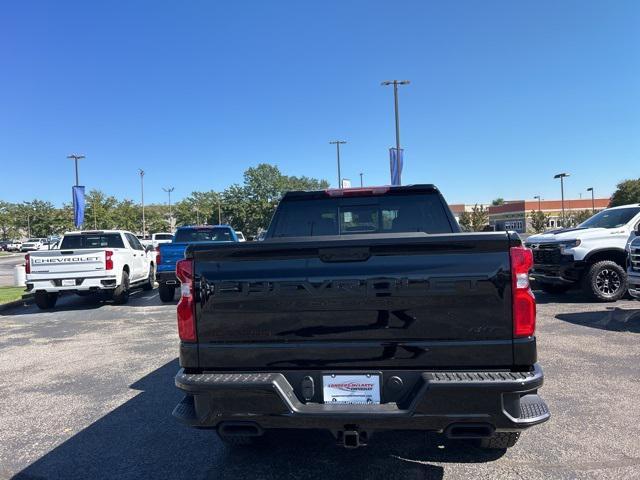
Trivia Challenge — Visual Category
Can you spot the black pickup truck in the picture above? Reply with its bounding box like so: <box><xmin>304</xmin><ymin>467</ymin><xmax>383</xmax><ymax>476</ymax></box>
<box><xmin>172</xmin><ymin>185</ymin><xmax>549</xmax><ymax>449</ymax></box>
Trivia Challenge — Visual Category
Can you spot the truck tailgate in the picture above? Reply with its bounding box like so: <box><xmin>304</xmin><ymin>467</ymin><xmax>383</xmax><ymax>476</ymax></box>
<box><xmin>28</xmin><ymin>249</ymin><xmax>106</xmax><ymax>274</ymax></box>
<box><xmin>192</xmin><ymin>233</ymin><xmax>516</xmax><ymax>370</ymax></box>
<box><xmin>157</xmin><ymin>243</ymin><xmax>187</xmax><ymax>272</ymax></box>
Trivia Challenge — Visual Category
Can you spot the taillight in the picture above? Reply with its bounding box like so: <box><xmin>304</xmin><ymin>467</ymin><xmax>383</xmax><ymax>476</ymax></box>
<box><xmin>105</xmin><ymin>250</ymin><xmax>114</xmax><ymax>270</ymax></box>
<box><xmin>25</xmin><ymin>253</ymin><xmax>30</xmax><ymax>274</ymax></box>
<box><xmin>510</xmin><ymin>246</ymin><xmax>536</xmax><ymax>337</ymax></box>
<box><xmin>176</xmin><ymin>258</ymin><xmax>197</xmax><ymax>342</ymax></box>
<box><xmin>156</xmin><ymin>246</ymin><xmax>161</xmax><ymax>266</ymax></box>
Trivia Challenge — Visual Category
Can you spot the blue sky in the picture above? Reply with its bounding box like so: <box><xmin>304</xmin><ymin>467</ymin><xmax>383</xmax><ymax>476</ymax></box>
<box><xmin>1</xmin><ymin>1</ymin><xmax>638</xmax><ymax>206</ymax></box>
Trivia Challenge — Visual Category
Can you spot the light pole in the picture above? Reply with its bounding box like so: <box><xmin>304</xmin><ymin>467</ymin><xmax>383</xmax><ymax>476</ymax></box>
<box><xmin>533</xmin><ymin>195</ymin><xmax>541</xmax><ymax>211</ymax></box>
<box><xmin>554</xmin><ymin>173</ymin><xmax>570</xmax><ymax>227</ymax></box>
<box><xmin>586</xmin><ymin>187</ymin><xmax>595</xmax><ymax>213</ymax></box>
<box><xmin>163</xmin><ymin>187</ymin><xmax>174</xmax><ymax>229</ymax></box>
<box><xmin>194</xmin><ymin>206</ymin><xmax>200</xmax><ymax>225</ymax></box>
<box><xmin>139</xmin><ymin>169</ymin><xmax>146</xmax><ymax>237</ymax></box>
<box><xmin>67</xmin><ymin>154</ymin><xmax>85</xmax><ymax>186</ymax></box>
<box><xmin>359</xmin><ymin>172</ymin><xmax>364</xmax><ymax>187</ymax></box>
<box><xmin>382</xmin><ymin>80</ymin><xmax>410</xmax><ymax>184</ymax></box>
<box><xmin>329</xmin><ymin>140</ymin><xmax>346</xmax><ymax>188</ymax></box>
<box><xmin>217</xmin><ymin>201</ymin><xmax>222</xmax><ymax>224</ymax></box>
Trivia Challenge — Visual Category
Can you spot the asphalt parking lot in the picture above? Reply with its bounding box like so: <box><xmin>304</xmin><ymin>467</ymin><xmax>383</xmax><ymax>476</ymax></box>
<box><xmin>0</xmin><ymin>288</ymin><xmax>639</xmax><ymax>480</ymax></box>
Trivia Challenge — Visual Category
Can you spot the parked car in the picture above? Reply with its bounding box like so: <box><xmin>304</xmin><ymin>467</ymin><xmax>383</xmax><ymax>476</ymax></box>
<box><xmin>140</xmin><ymin>233</ymin><xmax>174</xmax><ymax>249</ymax></box>
<box><xmin>5</xmin><ymin>240</ymin><xmax>22</xmax><ymax>252</ymax></box>
<box><xmin>21</xmin><ymin>238</ymin><xmax>47</xmax><ymax>251</ymax></box>
<box><xmin>627</xmin><ymin>233</ymin><xmax>640</xmax><ymax>299</ymax></box>
<box><xmin>235</xmin><ymin>231</ymin><xmax>246</xmax><ymax>242</ymax></box>
<box><xmin>156</xmin><ymin>225</ymin><xmax>238</xmax><ymax>302</ymax></box>
<box><xmin>526</xmin><ymin>204</ymin><xmax>640</xmax><ymax>301</ymax></box>
<box><xmin>25</xmin><ymin>230</ymin><xmax>156</xmax><ymax>309</ymax></box>
<box><xmin>172</xmin><ymin>185</ymin><xmax>548</xmax><ymax>450</ymax></box>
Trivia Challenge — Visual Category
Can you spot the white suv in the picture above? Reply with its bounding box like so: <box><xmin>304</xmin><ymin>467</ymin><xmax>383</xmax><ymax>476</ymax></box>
<box><xmin>526</xmin><ymin>204</ymin><xmax>640</xmax><ymax>301</ymax></box>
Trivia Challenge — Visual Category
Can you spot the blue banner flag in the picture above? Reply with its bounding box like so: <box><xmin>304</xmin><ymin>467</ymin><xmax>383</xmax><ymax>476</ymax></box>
<box><xmin>389</xmin><ymin>148</ymin><xmax>404</xmax><ymax>186</ymax></box>
<box><xmin>72</xmin><ymin>185</ymin><xmax>85</xmax><ymax>228</ymax></box>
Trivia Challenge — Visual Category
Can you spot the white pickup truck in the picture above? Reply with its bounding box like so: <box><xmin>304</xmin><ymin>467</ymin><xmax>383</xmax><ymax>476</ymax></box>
<box><xmin>25</xmin><ymin>230</ymin><xmax>156</xmax><ymax>309</ymax></box>
<box><xmin>526</xmin><ymin>204</ymin><xmax>640</xmax><ymax>301</ymax></box>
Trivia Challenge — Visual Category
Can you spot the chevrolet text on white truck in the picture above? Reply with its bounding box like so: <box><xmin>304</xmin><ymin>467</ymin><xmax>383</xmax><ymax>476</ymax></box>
<box><xmin>526</xmin><ymin>204</ymin><xmax>640</xmax><ymax>301</ymax></box>
<box><xmin>25</xmin><ymin>230</ymin><xmax>156</xmax><ymax>310</ymax></box>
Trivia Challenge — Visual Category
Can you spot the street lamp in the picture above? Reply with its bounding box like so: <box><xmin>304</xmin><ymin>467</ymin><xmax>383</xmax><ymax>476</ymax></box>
<box><xmin>163</xmin><ymin>187</ymin><xmax>175</xmax><ymax>229</ymax></box>
<box><xmin>586</xmin><ymin>187</ymin><xmax>595</xmax><ymax>213</ymax></box>
<box><xmin>533</xmin><ymin>195</ymin><xmax>541</xmax><ymax>211</ymax></box>
<box><xmin>66</xmin><ymin>154</ymin><xmax>85</xmax><ymax>186</ymax></box>
<box><xmin>554</xmin><ymin>173</ymin><xmax>570</xmax><ymax>227</ymax></box>
<box><xmin>139</xmin><ymin>169</ymin><xmax>146</xmax><ymax>238</ymax></box>
<box><xmin>329</xmin><ymin>140</ymin><xmax>347</xmax><ymax>188</ymax></box>
<box><xmin>359</xmin><ymin>172</ymin><xmax>364</xmax><ymax>187</ymax></box>
<box><xmin>381</xmin><ymin>80</ymin><xmax>410</xmax><ymax>185</ymax></box>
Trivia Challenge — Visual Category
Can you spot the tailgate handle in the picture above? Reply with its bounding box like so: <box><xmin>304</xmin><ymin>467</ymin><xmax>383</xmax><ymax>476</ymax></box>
<box><xmin>319</xmin><ymin>247</ymin><xmax>370</xmax><ymax>263</ymax></box>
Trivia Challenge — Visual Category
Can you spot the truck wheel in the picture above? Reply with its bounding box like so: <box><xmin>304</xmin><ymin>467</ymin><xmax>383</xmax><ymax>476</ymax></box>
<box><xmin>538</xmin><ymin>282</ymin><xmax>571</xmax><ymax>294</ymax></box>
<box><xmin>34</xmin><ymin>292</ymin><xmax>58</xmax><ymax>310</ymax></box>
<box><xmin>158</xmin><ymin>283</ymin><xmax>176</xmax><ymax>302</ymax></box>
<box><xmin>142</xmin><ymin>264</ymin><xmax>155</xmax><ymax>291</ymax></box>
<box><xmin>479</xmin><ymin>432</ymin><xmax>520</xmax><ymax>449</ymax></box>
<box><xmin>112</xmin><ymin>271</ymin><xmax>130</xmax><ymax>305</ymax></box>
<box><xmin>582</xmin><ymin>260</ymin><xmax>627</xmax><ymax>302</ymax></box>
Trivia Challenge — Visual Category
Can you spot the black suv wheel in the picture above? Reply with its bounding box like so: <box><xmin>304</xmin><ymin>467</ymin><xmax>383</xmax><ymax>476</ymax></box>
<box><xmin>582</xmin><ymin>260</ymin><xmax>627</xmax><ymax>302</ymax></box>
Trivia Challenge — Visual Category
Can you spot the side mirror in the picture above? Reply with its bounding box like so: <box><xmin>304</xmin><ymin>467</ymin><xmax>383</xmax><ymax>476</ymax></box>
<box><xmin>145</xmin><ymin>245</ymin><xmax>154</xmax><ymax>253</ymax></box>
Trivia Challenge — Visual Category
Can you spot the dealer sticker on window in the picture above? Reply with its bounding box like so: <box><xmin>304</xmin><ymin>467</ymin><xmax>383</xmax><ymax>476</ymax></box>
<box><xmin>322</xmin><ymin>374</ymin><xmax>381</xmax><ymax>404</ymax></box>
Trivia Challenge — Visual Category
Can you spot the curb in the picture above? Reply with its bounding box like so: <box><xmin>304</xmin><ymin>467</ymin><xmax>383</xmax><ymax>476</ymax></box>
<box><xmin>0</xmin><ymin>293</ymin><xmax>34</xmax><ymax>312</ymax></box>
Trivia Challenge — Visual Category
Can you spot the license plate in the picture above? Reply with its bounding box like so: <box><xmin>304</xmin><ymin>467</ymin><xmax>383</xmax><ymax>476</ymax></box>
<box><xmin>322</xmin><ymin>374</ymin><xmax>381</xmax><ymax>404</ymax></box>
<box><xmin>61</xmin><ymin>279</ymin><xmax>76</xmax><ymax>286</ymax></box>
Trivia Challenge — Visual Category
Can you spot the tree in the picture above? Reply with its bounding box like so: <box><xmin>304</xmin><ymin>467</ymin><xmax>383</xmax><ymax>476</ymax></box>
<box><xmin>174</xmin><ymin>191</ymin><xmax>222</xmax><ymax>226</ymax></box>
<box><xmin>529</xmin><ymin>210</ymin><xmax>549</xmax><ymax>233</ymax></box>
<box><xmin>567</xmin><ymin>209</ymin><xmax>593</xmax><ymax>227</ymax></box>
<box><xmin>609</xmin><ymin>178</ymin><xmax>640</xmax><ymax>207</ymax></box>
<box><xmin>221</xmin><ymin>164</ymin><xmax>329</xmax><ymax>236</ymax></box>
<box><xmin>491</xmin><ymin>198</ymin><xmax>505</xmax><ymax>206</ymax></box>
<box><xmin>459</xmin><ymin>205</ymin><xmax>489</xmax><ymax>231</ymax></box>
<box><xmin>458</xmin><ymin>211</ymin><xmax>472</xmax><ymax>231</ymax></box>
<box><xmin>0</xmin><ymin>201</ymin><xmax>21</xmax><ymax>240</ymax></box>
<box><xmin>470</xmin><ymin>204</ymin><xmax>489</xmax><ymax>231</ymax></box>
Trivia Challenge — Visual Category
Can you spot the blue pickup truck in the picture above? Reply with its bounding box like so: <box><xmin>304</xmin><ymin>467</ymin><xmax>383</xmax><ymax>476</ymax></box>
<box><xmin>157</xmin><ymin>225</ymin><xmax>239</xmax><ymax>302</ymax></box>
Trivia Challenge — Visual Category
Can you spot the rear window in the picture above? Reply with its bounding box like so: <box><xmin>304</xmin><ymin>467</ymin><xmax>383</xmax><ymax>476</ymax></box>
<box><xmin>174</xmin><ymin>227</ymin><xmax>234</xmax><ymax>243</ymax></box>
<box><xmin>60</xmin><ymin>233</ymin><xmax>125</xmax><ymax>249</ymax></box>
<box><xmin>270</xmin><ymin>192</ymin><xmax>454</xmax><ymax>237</ymax></box>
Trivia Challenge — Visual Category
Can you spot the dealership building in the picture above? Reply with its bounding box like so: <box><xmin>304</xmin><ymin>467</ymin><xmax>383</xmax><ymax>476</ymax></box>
<box><xmin>487</xmin><ymin>197</ymin><xmax>611</xmax><ymax>233</ymax></box>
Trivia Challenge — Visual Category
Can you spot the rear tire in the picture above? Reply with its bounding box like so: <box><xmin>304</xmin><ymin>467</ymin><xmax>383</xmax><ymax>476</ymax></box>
<box><xmin>581</xmin><ymin>260</ymin><xmax>627</xmax><ymax>302</ymax></box>
<box><xmin>479</xmin><ymin>432</ymin><xmax>520</xmax><ymax>449</ymax></box>
<box><xmin>111</xmin><ymin>271</ymin><xmax>130</xmax><ymax>305</ymax></box>
<box><xmin>142</xmin><ymin>264</ymin><xmax>155</xmax><ymax>291</ymax></box>
<box><xmin>34</xmin><ymin>292</ymin><xmax>58</xmax><ymax>310</ymax></box>
<box><xmin>158</xmin><ymin>283</ymin><xmax>176</xmax><ymax>302</ymax></box>
<box><xmin>538</xmin><ymin>282</ymin><xmax>571</xmax><ymax>294</ymax></box>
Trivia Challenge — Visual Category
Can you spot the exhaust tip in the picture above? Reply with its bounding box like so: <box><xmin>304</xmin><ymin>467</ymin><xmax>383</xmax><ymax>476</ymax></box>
<box><xmin>445</xmin><ymin>423</ymin><xmax>494</xmax><ymax>439</ymax></box>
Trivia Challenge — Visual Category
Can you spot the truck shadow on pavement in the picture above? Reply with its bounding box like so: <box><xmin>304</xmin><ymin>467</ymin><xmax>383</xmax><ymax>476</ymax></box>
<box><xmin>13</xmin><ymin>359</ymin><xmax>505</xmax><ymax>480</ymax></box>
<box><xmin>1</xmin><ymin>289</ymin><xmax>174</xmax><ymax>316</ymax></box>
<box><xmin>556</xmin><ymin>307</ymin><xmax>640</xmax><ymax>333</ymax></box>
